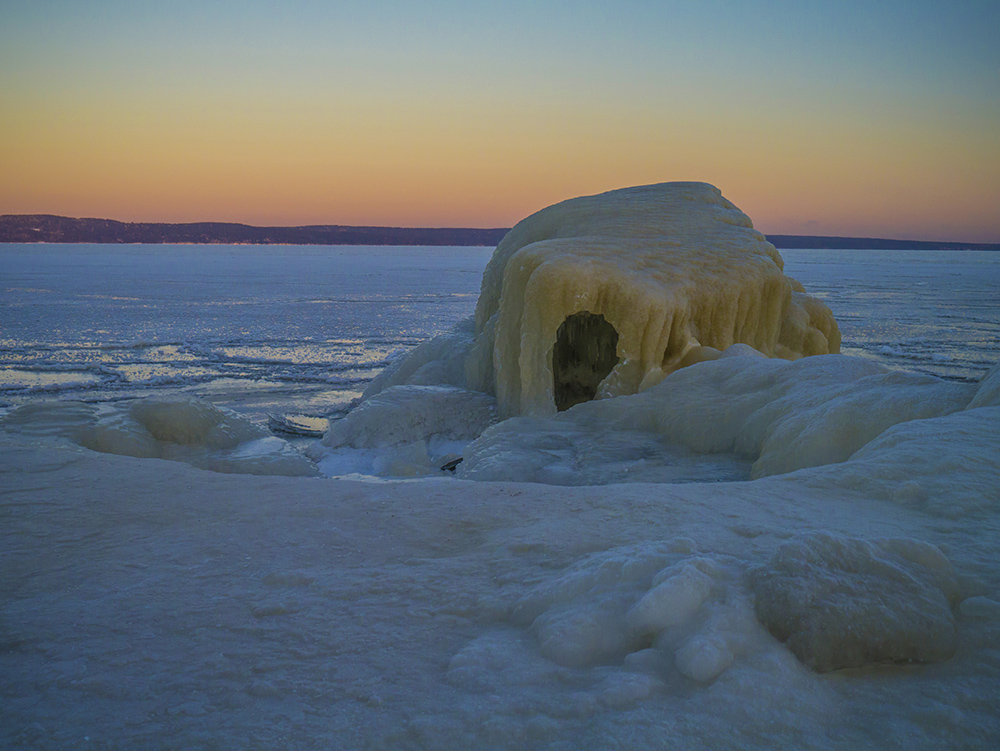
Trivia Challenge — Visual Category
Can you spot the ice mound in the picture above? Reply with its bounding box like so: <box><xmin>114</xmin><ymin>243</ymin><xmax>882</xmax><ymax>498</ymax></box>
<box><xmin>747</xmin><ymin>533</ymin><xmax>963</xmax><ymax>672</ymax></box>
<box><xmin>968</xmin><ymin>362</ymin><xmax>1000</xmax><ymax>409</ymax></box>
<box><xmin>456</xmin><ymin>413</ymin><xmax>752</xmax><ymax>485</ymax></box>
<box><xmin>803</xmin><ymin>405</ymin><xmax>1000</xmax><ymax>516</ymax></box>
<box><xmin>623</xmin><ymin>352</ymin><xmax>976</xmax><ymax>478</ymax></box>
<box><xmin>363</xmin><ymin>318</ymin><xmax>476</xmax><ymax>397</ymax></box>
<box><xmin>506</xmin><ymin>539</ymin><xmax>772</xmax><ymax>688</ymax></box>
<box><xmin>503</xmin><ymin>533</ymin><xmax>968</xmax><ymax>691</ymax></box>
<box><xmin>468</xmin><ymin>182</ymin><xmax>839</xmax><ymax>417</ymax></box>
<box><xmin>317</xmin><ymin>385</ymin><xmax>496</xmax><ymax>448</ymax></box>
<box><xmin>306</xmin><ymin>385</ymin><xmax>497</xmax><ymax>478</ymax></box>
<box><xmin>457</xmin><ymin>350</ymin><xmax>977</xmax><ymax>483</ymax></box>
<box><xmin>0</xmin><ymin>397</ymin><xmax>319</xmax><ymax>476</ymax></box>
<box><xmin>368</xmin><ymin>182</ymin><xmax>838</xmax><ymax>418</ymax></box>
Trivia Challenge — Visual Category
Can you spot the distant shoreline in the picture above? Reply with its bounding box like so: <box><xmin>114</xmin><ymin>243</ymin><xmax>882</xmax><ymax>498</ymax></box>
<box><xmin>1</xmin><ymin>214</ymin><xmax>997</xmax><ymax>251</ymax></box>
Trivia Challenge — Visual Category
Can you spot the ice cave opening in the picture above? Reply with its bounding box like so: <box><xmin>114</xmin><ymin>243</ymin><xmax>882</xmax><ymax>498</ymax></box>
<box><xmin>552</xmin><ymin>311</ymin><xmax>620</xmax><ymax>411</ymax></box>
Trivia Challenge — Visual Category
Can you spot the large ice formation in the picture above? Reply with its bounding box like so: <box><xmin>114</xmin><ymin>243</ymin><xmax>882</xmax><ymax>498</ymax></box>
<box><xmin>369</xmin><ymin>182</ymin><xmax>840</xmax><ymax>418</ymax></box>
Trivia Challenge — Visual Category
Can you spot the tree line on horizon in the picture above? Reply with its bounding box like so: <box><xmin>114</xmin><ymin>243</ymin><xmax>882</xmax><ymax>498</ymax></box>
<box><xmin>1</xmin><ymin>214</ymin><xmax>996</xmax><ymax>251</ymax></box>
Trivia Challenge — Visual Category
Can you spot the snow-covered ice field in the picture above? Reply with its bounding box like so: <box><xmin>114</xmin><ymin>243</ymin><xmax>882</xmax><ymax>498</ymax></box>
<box><xmin>2</xmin><ymin>184</ymin><xmax>999</xmax><ymax>749</ymax></box>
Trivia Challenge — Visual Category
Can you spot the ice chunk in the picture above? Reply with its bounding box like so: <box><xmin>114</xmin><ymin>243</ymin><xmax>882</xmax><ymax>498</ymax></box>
<box><xmin>626</xmin><ymin>562</ymin><xmax>714</xmax><ymax>636</ymax></box>
<box><xmin>674</xmin><ymin>635</ymin><xmax>734</xmax><ymax>683</ymax></box>
<box><xmin>467</xmin><ymin>182</ymin><xmax>839</xmax><ymax>417</ymax></box>
<box><xmin>747</xmin><ymin>533</ymin><xmax>962</xmax><ymax>672</ymax></box>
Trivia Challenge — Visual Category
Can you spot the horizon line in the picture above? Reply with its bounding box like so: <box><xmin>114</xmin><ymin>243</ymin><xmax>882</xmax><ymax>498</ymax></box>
<box><xmin>1</xmin><ymin>213</ymin><xmax>998</xmax><ymax>250</ymax></box>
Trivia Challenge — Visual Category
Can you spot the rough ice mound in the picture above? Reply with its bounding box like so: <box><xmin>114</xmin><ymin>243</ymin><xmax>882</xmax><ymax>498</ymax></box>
<box><xmin>967</xmin><ymin>362</ymin><xmax>1000</xmax><ymax>409</ymax></box>
<box><xmin>450</xmin><ymin>533</ymin><xmax>969</xmax><ymax>706</ymax></box>
<box><xmin>505</xmin><ymin>538</ymin><xmax>768</xmax><ymax>685</ymax></box>
<box><xmin>748</xmin><ymin>533</ymin><xmax>963</xmax><ymax>672</ymax></box>
<box><xmin>473</xmin><ymin>537</ymin><xmax>839</xmax><ymax>699</ymax></box>
<box><xmin>456</xmin><ymin>414</ymin><xmax>753</xmax><ymax>485</ymax></box>
<box><xmin>312</xmin><ymin>183</ymin><xmax>994</xmax><ymax>488</ymax></box>
<box><xmin>317</xmin><ymin>385</ymin><xmax>496</xmax><ymax>449</ymax></box>
<box><xmin>457</xmin><ymin>348</ymin><xmax>978</xmax><ymax>484</ymax></box>
<box><xmin>362</xmin><ymin>318</ymin><xmax>476</xmax><ymax>398</ymax></box>
<box><xmin>0</xmin><ymin>397</ymin><xmax>319</xmax><ymax>476</ymax></box>
<box><xmin>306</xmin><ymin>385</ymin><xmax>497</xmax><ymax>478</ymax></box>
<box><xmin>801</xmin><ymin>405</ymin><xmax>1000</xmax><ymax>516</ymax></box>
<box><xmin>369</xmin><ymin>182</ymin><xmax>839</xmax><ymax>418</ymax></box>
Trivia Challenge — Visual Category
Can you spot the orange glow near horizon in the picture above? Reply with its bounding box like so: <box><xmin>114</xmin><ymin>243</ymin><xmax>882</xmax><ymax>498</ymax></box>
<box><xmin>2</xmin><ymin>2</ymin><xmax>998</xmax><ymax>243</ymax></box>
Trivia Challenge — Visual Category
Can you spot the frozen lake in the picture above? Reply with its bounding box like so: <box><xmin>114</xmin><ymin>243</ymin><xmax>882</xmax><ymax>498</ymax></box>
<box><xmin>2</xmin><ymin>238</ymin><xmax>999</xmax><ymax>749</ymax></box>
<box><xmin>1</xmin><ymin>244</ymin><xmax>998</xmax><ymax>427</ymax></box>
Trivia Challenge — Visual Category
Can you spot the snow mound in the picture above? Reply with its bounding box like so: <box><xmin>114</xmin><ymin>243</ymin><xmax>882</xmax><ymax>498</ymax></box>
<box><xmin>367</xmin><ymin>182</ymin><xmax>838</xmax><ymax>418</ymax></box>
<box><xmin>0</xmin><ymin>397</ymin><xmax>319</xmax><ymax>476</ymax></box>
<box><xmin>747</xmin><ymin>533</ymin><xmax>963</xmax><ymax>672</ymax></box>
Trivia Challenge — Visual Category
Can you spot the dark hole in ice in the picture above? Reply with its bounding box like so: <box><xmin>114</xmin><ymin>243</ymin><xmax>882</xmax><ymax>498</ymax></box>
<box><xmin>553</xmin><ymin>312</ymin><xmax>620</xmax><ymax>411</ymax></box>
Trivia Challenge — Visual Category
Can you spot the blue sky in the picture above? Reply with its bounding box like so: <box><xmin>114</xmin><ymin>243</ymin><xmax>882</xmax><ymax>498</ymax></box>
<box><xmin>2</xmin><ymin>0</ymin><xmax>998</xmax><ymax>239</ymax></box>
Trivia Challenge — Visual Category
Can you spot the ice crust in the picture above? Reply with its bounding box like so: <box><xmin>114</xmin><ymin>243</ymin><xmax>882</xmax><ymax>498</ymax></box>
<box><xmin>369</xmin><ymin>182</ymin><xmax>840</xmax><ymax>418</ymax></box>
<box><xmin>0</xmin><ymin>396</ymin><xmax>319</xmax><ymax>476</ymax></box>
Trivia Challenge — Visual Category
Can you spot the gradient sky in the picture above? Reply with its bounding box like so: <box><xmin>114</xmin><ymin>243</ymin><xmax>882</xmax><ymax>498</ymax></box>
<box><xmin>2</xmin><ymin>0</ymin><xmax>998</xmax><ymax>241</ymax></box>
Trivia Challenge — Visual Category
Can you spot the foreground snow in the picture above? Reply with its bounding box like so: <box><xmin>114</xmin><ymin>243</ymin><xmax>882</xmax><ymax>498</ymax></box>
<box><xmin>3</xmin><ymin>393</ymin><xmax>999</xmax><ymax>748</ymax></box>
